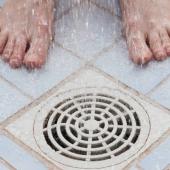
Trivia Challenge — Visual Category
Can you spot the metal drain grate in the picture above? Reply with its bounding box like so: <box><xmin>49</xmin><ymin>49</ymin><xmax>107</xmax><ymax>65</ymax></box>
<box><xmin>34</xmin><ymin>87</ymin><xmax>150</xmax><ymax>169</ymax></box>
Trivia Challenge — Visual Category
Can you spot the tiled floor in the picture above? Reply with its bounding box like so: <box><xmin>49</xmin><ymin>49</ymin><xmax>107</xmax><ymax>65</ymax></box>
<box><xmin>0</xmin><ymin>0</ymin><xmax>170</xmax><ymax>169</ymax></box>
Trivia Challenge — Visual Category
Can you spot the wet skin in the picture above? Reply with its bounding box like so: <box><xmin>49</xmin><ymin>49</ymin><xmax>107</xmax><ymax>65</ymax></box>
<box><xmin>0</xmin><ymin>0</ymin><xmax>54</xmax><ymax>69</ymax></box>
<box><xmin>0</xmin><ymin>0</ymin><xmax>170</xmax><ymax>69</ymax></box>
<box><xmin>120</xmin><ymin>0</ymin><xmax>170</xmax><ymax>64</ymax></box>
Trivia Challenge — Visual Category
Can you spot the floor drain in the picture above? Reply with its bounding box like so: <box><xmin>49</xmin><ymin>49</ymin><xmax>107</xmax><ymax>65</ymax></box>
<box><xmin>34</xmin><ymin>87</ymin><xmax>150</xmax><ymax>169</ymax></box>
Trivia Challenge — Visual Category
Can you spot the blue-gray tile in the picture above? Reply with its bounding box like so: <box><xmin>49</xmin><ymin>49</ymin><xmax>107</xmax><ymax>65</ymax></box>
<box><xmin>95</xmin><ymin>40</ymin><xmax>170</xmax><ymax>94</ymax></box>
<box><xmin>0</xmin><ymin>79</ymin><xmax>30</xmax><ymax>122</ymax></box>
<box><xmin>55</xmin><ymin>2</ymin><xmax>122</xmax><ymax>60</ymax></box>
<box><xmin>0</xmin><ymin>46</ymin><xmax>82</xmax><ymax>98</ymax></box>
<box><xmin>149</xmin><ymin>78</ymin><xmax>170</xmax><ymax>109</ymax></box>
<box><xmin>56</xmin><ymin>0</ymin><xmax>79</xmax><ymax>19</ymax></box>
<box><xmin>140</xmin><ymin>137</ymin><xmax>170</xmax><ymax>170</ymax></box>
<box><xmin>0</xmin><ymin>135</ymin><xmax>47</xmax><ymax>170</ymax></box>
<box><xmin>0</xmin><ymin>163</ymin><xmax>9</xmax><ymax>170</ymax></box>
<box><xmin>92</xmin><ymin>0</ymin><xmax>121</xmax><ymax>16</ymax></box>
<box><xmin>0</xmin><ymin>0</ymin><xmax>5</xmax><ymax>6</ymax></box>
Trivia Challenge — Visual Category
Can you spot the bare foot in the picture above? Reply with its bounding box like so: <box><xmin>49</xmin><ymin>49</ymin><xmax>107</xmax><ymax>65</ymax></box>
<box><xmin>120</xmin><ymin>0</ymin><xmax>170</xmax><ymax>64</ymax></box>
<box><xmin>0</xmin><ymin>0</ymin><xmax>54</xmax><ymax>69</ymax></box>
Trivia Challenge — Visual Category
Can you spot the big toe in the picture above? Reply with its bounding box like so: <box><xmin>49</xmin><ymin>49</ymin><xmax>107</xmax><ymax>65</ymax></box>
<box><xmin>24</xmin><ymin>37</ymin><xmax>49</xmax><ymax>69</ymax></box>
<box><xmin>9</xmin><ymin>35</ymin><xmax>27</xmax><ymax>69</ymax></box>
<box><xmin>127</xmin><ymin>31</ymin><xmax>153</xmax><ymax>64</ymax></box>
<box><xmin>149</xmin><ymin>30</ymin><xmax>167</xmax><ymax>61</ymax></box>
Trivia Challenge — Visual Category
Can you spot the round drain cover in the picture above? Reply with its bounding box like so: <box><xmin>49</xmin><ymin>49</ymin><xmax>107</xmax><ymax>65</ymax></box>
<box><xmin>34</xmin><ymin>87</ymin><xmax>150</xmax><ymax>169</ymax></box>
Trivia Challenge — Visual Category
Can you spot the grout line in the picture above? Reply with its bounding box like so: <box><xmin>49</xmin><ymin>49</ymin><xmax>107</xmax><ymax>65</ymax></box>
<box><xmin>0</xmin><ymin>65</ymin><xmax>87</xmax><ymax>129</ymax></box>
<box><xmin>0</xmin><ymin>75</ymin><xmax>33</xmax><ymax>100</ymax></box>
<box><xmin>0</xmin><ymin>157</ymin><xmax>16</xmax><ymax>170</ymax></box>
<box><xmin>136</xmin><ymin>162</ymin><xmax>144</xmax><ymax>170</ymax></box>
<box><xmin>55</xmin><ymin>42</ymin><xmax>86</xmax><ymax>62</ymax></box>
<box><xmin>0</xmin><ymin>129</ymin><xmax>61</xmax><ymax>170</ymax></box>
<box><xmin>163</xmin><ymin>164</ymin><xmax>170</xmax><ymax>170</ymax></box>
<box><xmin>90</xmin><ymin>65</ymin><xmax>170</xmax><ymax>114</ymax></box>
<box><xmin>90</xmin><ymin>0</ymin><xmax>115</xmax><ymax>16</ymax></box>
<box><xmin>146</xmin><ymin>74</ymin><xmax>170</xmax><ymax>96</ymax></box>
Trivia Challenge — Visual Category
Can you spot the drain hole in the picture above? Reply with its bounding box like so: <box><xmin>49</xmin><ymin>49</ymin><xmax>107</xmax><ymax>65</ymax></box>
<box><xmin>61</xmin><ymin>116</ymin><xmax>68</xmax><ymax>123</ymax></box>
<box><xmin>118</xmin><ymin>99</ymin><xmax>133</xmax><ymax>110</ymax></box>
<box><xmin>52</xmin><ymin>128</ymin><xmax>67</xmax><ymax>148</ymax></box>
<box><xmin>77</xmin><ymin>98</ymin><xmax>93</xmax><ymax>103</ymax></box>
<box><xmin>114</xmin><ymin>145</ymin><xmax>131</xmax><ymax>156</ymax></box>
<box><xmin>125</xmin><ymin>115</ymin><xmax>132</xmax><ymax>126</ymax></box>
<box><xmin>110</xmin><ymin>141</ymin><xmax>124</xmax><ymax>151</ymax></box>
<box><xmin>70</xmin><ymin>127</ymin><xmax>78</xmax><ymax>138</ymax></box>
<box><xmin>114</xmin><ymin>104</ymin><xmax>125</xmax><ymax>113</ymax></box>
<box><xmin>91</xmin><ymin>149</ymin><xmax>107</xmax><ymax>155</ymax></box>
<box><xmin>68</xmin><ymin>108</ymin><xmax>78</xmax><ymax>115</ymax></box>
<box><xmin>133</xmin><ymin>112</ymin><xmax>141</xmax><ymax>126</ymax></box>
<box><xmin>61</xmin><ymin>152</ymin><xmax>86</xmax><ymax>161</ymax></box>
<box><xmin>95</xmin><ymin>110</ymin><xmax>101</xmax><ymax>115</ymax></box>
<box><xmin>81</xmin><ymin>104</ymin><xmax>92</xmax><ymax>109</ymax></box>
<box><xmin>91</xmin><ymin>156</ymin><xmax>111</xmax><ymax>161</ymax></box>
<box><xmin>96</xmin><ymin>93</ymin><xmax>115</xmax><ymax>100</ymax></box>
<box><xmin>94</xmin><ymin>116</ymin><xmax>101</xmax><ymax>121</ymax></box>
<box><xmin>106</xmin><ymin>137</ymin><xmax>116</xmax><ymax>145</ymax></box>
<box><xmin>82</xmin><ymin>136</ymin><xmax>88</xmax><ymax>141</ymax></box>
<box><xmin>108</xmin><ymin>109</ymin><xmax>117</xmax><ymax>116</ymax></box>
<box><xmin>115</xmin><ymin>128</ymin><xmax>123</xmax><ymax>136</ymax></box>
<box><xmin>70</xmin><ymin>148</ymin><xmax>87</xmax><ymax>155</ymax></box>
<box><xmin>99</xmin><ymin>123</ymin><xmax>105</xmax><ymax>129</ymax></box>
<box><xmin>93</xmin><ymin>129</ymin><xmax>100</xmax><ymax>134</ymax></box>
<box><xmin>61</xmin><ymin>103</ymin><xmax>74</xmax><ymax>111</ymax></box>
<box><xmin>82</xmin><ymin>129</ymin><xmax>89</xmax><ymax>134</ymax></box>
<box><xmin>96</xmin><ymin>98</ymin><xmax>112</xmax><ymax>104</ymax></box>
<box><xmin>101</xmin><ymin>133</ymin><xmax>108</xmax><ymax>138</ymax></box>
<box><xmin>95</xmin><ymin>104</ymin><xmax>106</xmax><ymax>109</ymax></box>
<box><xmin>123</xmin><ymin>128</ymin><xmax>132</xmax><ymax>140</ymax></box>
<box><xmin>43</xmin><ymin>131</ymin><xmax>58</xmax><ymax>151</ymax></box>
<box><xmin>78</xmin><ymin>143</ymin><xmax>88</xmax><ymax>148</ymax></box>
<box><xmin>92</xmin><ymin>137</ymin><xmax>99</xmax><ymax>141</ymax></box>
<box><xmin>70</xmin><ymin>119</ymin><xmax>76</xmax><ymax>125</ymax></box>
<box><xmin>43</xmin><ymin>110</ymin><xmax>53</xmax><ymax>128</ymax></box>
<box><xmin>54</xmin><ymin>98</ymin><xmax>71</xmax><ymax>109</ymax></box>
<box><xmin>131</xmin><ymin>129</ymin><xmax>141</xmax><ymax>143</ymax></box>
<box><xmin>52</xmin><ymin>113</ymin><xmax>61</xmax><ymax>125</ymax></box>
<box><xmin>117</xmin><ymin>117</ymin><xmax>123</xmax><ymax>125</ymax></box>
<box><xmin>92</xmin><ymin>143</ymin><xmax>103</xmax><ymax>148</ymax></box>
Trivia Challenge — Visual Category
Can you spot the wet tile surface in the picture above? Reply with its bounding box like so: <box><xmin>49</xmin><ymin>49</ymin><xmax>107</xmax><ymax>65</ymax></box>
<box><xmin>95</xmin><ymin>40</ymin><xmax>170</xmax><ymax>94</ymax></box>
<box><xmin>0</xmin><ymin>46</ymin><xmax>82</xmax><ymax>98</ymax></box>
<box><xmin>0</xmin><ymin>163</ymin><xmax>9</xmax><ymax>170</ymax></box>
<box><xmin>55</xmin><ymin>1</ymin><xmax>122</xmax><ymax>61</ymax></box>
<box><xmin>149</xmin><ymin>77</ymin><xmax>170</xmax><ymax>109</ymax></box>
<box><xmin>0</xmin><ymin>1</ymin><xmax>170</xmax><ymax>170</ymax></box>
<box><xmin>0</xmin><ymin>135</ymin><xmax>47</xmax><ymax>170</ymax></box>
<box><xmin>0</xmin><ymin>79</ymin><xmax>30</xmax><ymax>122</ymax></box>
<box><xmin>140</xmin><ymin>137</ymin><xmax>170</xmax><ymax>170</ymax></box>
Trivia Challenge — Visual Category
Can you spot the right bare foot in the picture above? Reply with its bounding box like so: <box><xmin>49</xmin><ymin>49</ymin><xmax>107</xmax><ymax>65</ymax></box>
<box><xmin>0</xmin><ymin>0</ymin><xmax>54</xmax><ymax>69</ymax></box>
<box><xmin>120</xmin><ymin>0</ymin><xmax>170</xmax><ymax>64</ymax></box>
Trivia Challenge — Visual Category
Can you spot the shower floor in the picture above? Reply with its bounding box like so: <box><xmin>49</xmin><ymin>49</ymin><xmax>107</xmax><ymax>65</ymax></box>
<box><xmin>0</xmin><ymin>0</ymin><xmax>170</xmax><ymax>170</ymax></box>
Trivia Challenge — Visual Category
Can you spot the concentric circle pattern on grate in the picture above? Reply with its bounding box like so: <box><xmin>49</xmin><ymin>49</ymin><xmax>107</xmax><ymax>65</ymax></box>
<box><xmin>34</xmin><ymin>87</ymin><xmax>150</xmax><ymax>169</ymax></box>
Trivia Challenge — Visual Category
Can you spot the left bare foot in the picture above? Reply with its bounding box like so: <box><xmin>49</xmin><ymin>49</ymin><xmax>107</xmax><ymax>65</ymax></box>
<box><xmin>0</xmin><ymin>0</ymin><xmax>54</xmax><ymax>69</ymax></box>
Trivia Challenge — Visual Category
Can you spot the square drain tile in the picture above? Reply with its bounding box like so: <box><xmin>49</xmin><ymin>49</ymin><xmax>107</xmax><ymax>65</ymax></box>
<box><xmin>3</xmin><ymin>67</ymin><xmax>170</xmax><ymax>170</ymax></box>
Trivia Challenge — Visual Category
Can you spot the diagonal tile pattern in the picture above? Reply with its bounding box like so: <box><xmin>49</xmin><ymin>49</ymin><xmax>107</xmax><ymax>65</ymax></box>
<box><xmin>0</xmin><ymin>0</ymin><xmax>170</xmax><ymax>170</ymax></box>
<box><xmin>55</xmin><ymin>1</ymin><xmax>122</xmax><ymax>61</ymax></box>
<box><xmin>3</xmin><ymin>68</ymin><xmax>170</xmax><ymax>170</ymax></box>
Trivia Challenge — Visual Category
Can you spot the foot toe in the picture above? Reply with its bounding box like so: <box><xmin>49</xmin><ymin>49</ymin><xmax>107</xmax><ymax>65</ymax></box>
<box><xmin>127</xmin><ymin>31</ymin><xmax>153</xmax><ymax>64</ymax></box>
<box><xmin>9</xmin><ymin>35</ymin><xmax>27</xmax><ymax>69</ymax></box>
<box><xmin>149</xmin><ymin>30</ymin><xmax>167</xmax><ymax>61</ymax></box>
<box><xmin>0</xmin><ymin>30</ymin><xmax>8</xmax><ymax>54</ymax></box>
<box><xmin>2</xmin><ymin>36</ymin><xmax>15</xmax><ymax>62</ymax></box>
<box><xmin>24</xmin><ymin>37</ymin><xmax>49</xmax><ymax>69</ymax></box>
<box><xmin>160</xmin><ymin>29</ymin><xmax>170</xmax><ymax>56</ymax></box>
